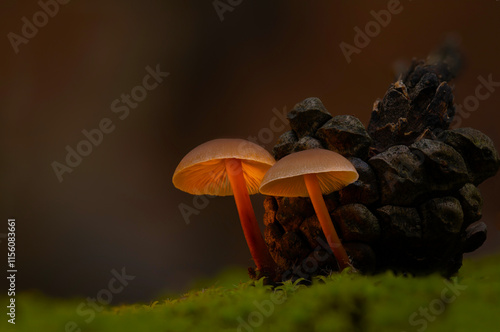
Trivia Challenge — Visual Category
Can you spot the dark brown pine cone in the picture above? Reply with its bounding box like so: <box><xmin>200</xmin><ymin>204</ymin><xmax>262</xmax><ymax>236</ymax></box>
<box><xmin>263</xmin><ymin>45</ymin><xmax>499</xmax><ymax>281</ymax></box>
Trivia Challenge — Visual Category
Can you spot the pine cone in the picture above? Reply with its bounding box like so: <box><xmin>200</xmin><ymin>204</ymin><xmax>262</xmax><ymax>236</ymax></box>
<box><xmin>263</xmin><ymin>45</ymin><xmax>499</xmax><ymax>281</ymax></box>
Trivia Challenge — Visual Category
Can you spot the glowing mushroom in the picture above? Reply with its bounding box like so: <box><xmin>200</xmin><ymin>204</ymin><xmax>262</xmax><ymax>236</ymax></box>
<box><xmin>259</xmin><ymin>149</ymin><xmax>358</xmax><ymax>270</ymax></box>
<box><xmin>172</xmin><ymin>138</ymin><xmax>278</xmax><ymax>277</ymax></box>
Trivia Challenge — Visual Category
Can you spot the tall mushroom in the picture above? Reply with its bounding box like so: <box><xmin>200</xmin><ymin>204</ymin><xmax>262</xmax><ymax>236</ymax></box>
<box><xmin>259</xmin><ymin>149</ymin><xmax>358</xmax><ymax>270</ymax></box>
<box><xmin>172</xmin><ymin>138</ymin><xmax>278</xmax><ymax>277</ymax></box>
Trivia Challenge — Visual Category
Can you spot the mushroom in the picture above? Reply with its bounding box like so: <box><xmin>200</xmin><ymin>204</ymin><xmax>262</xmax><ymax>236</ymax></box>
<box><xmin>259</xmin><ymin>148</ymin><xmax>359</xmax><ymax>270</ymax></box>
<box><xmin>172</xmin><ymin>138</ymin><xmax>278</xmax><ymax>277</ymax></box>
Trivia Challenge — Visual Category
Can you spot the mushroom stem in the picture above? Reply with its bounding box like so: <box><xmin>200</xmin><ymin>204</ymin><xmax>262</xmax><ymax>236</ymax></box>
<box><xmin>303</xmin><ymin>173</ymin><xmax>351</xmax><ymax>270</ymax></box>
<box><xmin>225</xmin><ymin>158</ymin><xmax>277</xmax><ymax>276</ymax></box>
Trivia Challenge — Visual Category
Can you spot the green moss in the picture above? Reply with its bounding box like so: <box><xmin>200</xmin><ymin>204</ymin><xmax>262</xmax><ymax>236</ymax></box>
<box><xmin>2</xmin><ymin>255</ymin><xmax>499</xmax><ymax>332</ymax></box>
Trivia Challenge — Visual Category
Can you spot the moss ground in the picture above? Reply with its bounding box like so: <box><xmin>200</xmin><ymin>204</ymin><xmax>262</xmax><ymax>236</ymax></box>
<box><xmin>2</xmin><ymin>255</ymin><xmax>499</xmax><ymax>332</ymax></box>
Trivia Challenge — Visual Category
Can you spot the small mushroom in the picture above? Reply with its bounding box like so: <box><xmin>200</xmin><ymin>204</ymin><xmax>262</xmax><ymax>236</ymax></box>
<box><xmin>259</xmin><ymin>149</ymin><xmax>359</xmax><ymax>270</ymax></box>
<box><xmin>172</xmin><ymin>139</ymin><xmax>278</xmax><ymax>277</ymax></box>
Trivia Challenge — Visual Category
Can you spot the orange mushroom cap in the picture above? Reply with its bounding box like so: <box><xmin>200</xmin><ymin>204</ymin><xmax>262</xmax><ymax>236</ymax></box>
<box><xmin>259</xmin><ymin>149</ymin><xmax>359</xmax><ymax>197</ymax></box>
<box><xmin>173</xmin><ymin>139</ymin><xmax>275</xmax><ymax>196</ymax></box>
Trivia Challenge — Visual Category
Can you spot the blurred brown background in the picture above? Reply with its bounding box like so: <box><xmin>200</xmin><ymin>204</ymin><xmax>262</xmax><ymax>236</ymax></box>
<box><xmin>1</xmin><ymin>1</ymin><xmax>499</xmax><ymax>303</ymax></box>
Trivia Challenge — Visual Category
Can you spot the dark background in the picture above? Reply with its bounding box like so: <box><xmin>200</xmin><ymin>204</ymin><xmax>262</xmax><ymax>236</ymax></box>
<box><xmin>1</xmin><ymin>1</ymin><xmax>499</xmax><ymax>303</ymax></box>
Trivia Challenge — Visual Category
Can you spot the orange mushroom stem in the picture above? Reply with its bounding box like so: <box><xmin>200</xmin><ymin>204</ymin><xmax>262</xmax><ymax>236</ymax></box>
<box><xmin>225</xmin><ymin>158</ymin><xmax>278</xmax><ymax>275</ymax></box>
<box><xmin>303</xmin><ymin>173</ymin><xmax>351</xmax><ymax>270</ymax></box>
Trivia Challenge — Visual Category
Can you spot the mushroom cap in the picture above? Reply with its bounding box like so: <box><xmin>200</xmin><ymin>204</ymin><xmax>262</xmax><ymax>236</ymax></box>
<box><xmin>173</xmin><ymin>139</ymin><xmax>276</xmax><ymax>196</ymax></box>
<box><xmin>259</xmin><ymin>149</ymin><xmax>359</xmax><ymax>197</ymax></box>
